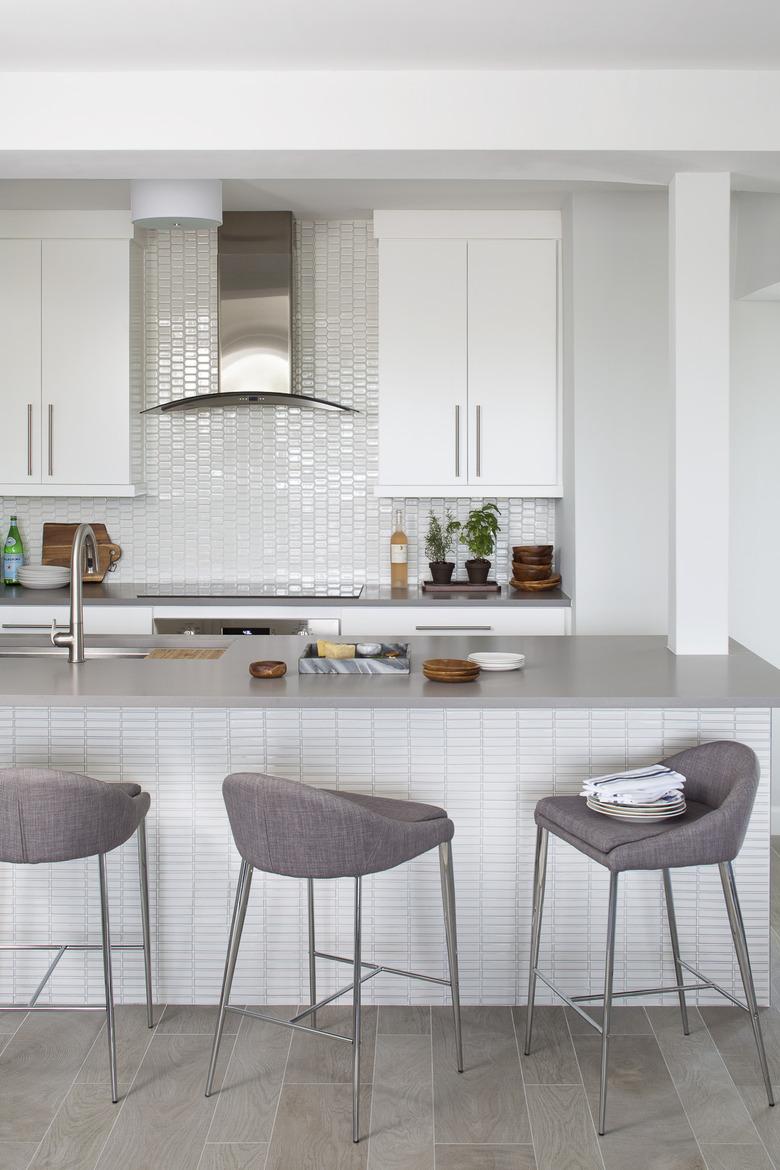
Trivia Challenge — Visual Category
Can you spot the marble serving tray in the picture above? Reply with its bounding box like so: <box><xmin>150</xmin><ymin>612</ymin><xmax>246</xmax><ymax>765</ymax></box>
<box><xmin>298</xmin><ymin>643</ymin><xmax>410</xmax><ymax>674</ymax></box>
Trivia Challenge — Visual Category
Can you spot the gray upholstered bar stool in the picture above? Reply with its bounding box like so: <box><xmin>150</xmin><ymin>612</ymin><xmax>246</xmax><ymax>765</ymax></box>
<box><xmin>524</xmin><ymin>740</ymin><xmax>774</xmax><ymax>1136</ymax></box>
<box><xmin>0</xmin><ymin>768</ymin><xmax>153</xmax><ymax>1103</ymax></box>
<box><xmin>206</xmin><ymin>772</ymin><xmax>463</xmax><ymax>1143</ymax></box>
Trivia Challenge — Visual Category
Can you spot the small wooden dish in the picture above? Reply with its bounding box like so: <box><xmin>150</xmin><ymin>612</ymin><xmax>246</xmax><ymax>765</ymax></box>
<box><xmin>510</xmin><ymin>574</ymin><xmax>562</xmax><ymax>592</ymax></box>
<box><xmin>513</xmin><ymin>545</ymin><xmax>553</xmax><ymax>556</ymax></box>
<box><xmin>423</xmin><ymin>657</ymin><xmax>481</xmax><ymax>683</ymax></box>
<box><xmin>249</xmin><ymin>660</ymin><xmax>287</xmax><ymax>679</ymax></box>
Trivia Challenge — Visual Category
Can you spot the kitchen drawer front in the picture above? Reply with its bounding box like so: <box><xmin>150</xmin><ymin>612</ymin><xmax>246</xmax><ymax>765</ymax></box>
<box><xmin>0</xmin><ymin>605</ymin><xmax>154</xmax><ymax>635</ymax></box>
<box><xmin>340</xmin><ymin>606</ymin><xmax>567</xmax><ymax>637</ymax></box>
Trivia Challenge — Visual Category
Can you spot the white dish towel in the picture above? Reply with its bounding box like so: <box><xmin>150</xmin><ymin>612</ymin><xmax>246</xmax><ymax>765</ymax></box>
<box><xmin>581</xmin><ymin>765</ymin><xmax>686</xmax><ymax>806</ymax></box>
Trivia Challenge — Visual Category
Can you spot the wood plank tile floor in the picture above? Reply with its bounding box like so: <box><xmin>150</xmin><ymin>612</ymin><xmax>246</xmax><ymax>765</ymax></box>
<box><xmin>1</xmin><ymin>847</ymin><xmax>779</xmax><ymax>1170</ymax></box>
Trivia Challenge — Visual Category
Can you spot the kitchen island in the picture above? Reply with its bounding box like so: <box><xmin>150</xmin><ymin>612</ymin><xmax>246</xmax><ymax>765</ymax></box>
<box><xmin>0</xmin><ymin>633</ymin><xmax>776</xmax><ymax>1011</ymax></box>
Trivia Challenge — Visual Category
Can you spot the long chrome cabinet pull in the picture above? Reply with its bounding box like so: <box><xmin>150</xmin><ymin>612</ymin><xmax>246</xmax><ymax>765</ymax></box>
<box><xmin>475</xmin><ymin>404</ymin><xmax>482</xmax><ymax>476</ymax></box>
<box><xmin>47</xmin><ymin>404</ymin><xmax>53</xmax><ymax>476</ymax></box>
<box><xmin>27</xmin><ymin>404</ymin><xmax>33</xmax><ymax>476</ymax></box>
<box><xmin>415</xmin><ymin>624</ymin><xmax>493</xmax><ymax>631</ymax></box>
<box><xmin>454</xmin><ymin>404</ymin><xmax>460</xmax><ymax>477</ymax></box>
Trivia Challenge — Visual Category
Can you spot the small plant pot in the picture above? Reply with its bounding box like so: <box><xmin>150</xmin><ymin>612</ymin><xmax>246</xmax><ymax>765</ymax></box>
<box><xmin>465</xmin><ymin>558</ymin><xmax>491</xmax><ymax>584</ymax></box>
<box><xmin>429</xmin><ymin>561</ymin><xmax>455</xmax><ymax>585</ymax></box>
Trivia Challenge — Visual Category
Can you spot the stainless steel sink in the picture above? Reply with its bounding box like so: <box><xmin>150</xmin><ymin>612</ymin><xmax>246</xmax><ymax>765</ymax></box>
<box><xmin>0</xmin><ymin>647</ymin><xmax>150</xmax><ymax>659</ymax></box>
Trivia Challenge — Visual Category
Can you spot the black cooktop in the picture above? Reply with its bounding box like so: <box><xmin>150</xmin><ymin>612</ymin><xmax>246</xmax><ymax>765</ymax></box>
<box><xmin>138</xmin><ymin>583</ymin><xmax>365</xmax><ymax>599</ymax></box>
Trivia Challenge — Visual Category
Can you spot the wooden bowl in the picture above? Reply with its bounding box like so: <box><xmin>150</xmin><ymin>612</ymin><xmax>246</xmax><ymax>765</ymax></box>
<box><xmin>249</xmin><ymin>660</ymin><xmax>287</xmax><ymax>679</ymax></box>
<box><xmin>511</xmin><ymin>563</ymin><xmax>552</xmax><ymax>581</ymax></box>
<box><xmin>513</xmin><ymin>545</ymin><xmax>553</xmax><ymax>556</ymax></box>
<box><xmin>513</xmin><ymin>554</ymin><xmax>552</xmax><ymax>563</ymax></box>
<box><xmin>510</xmin><ymin>574</ymin><xmax>562</xmax><ymax>592</ymax></box>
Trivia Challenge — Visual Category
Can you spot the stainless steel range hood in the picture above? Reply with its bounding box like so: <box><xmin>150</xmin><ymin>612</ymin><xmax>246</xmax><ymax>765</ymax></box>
<box><xmin>143</xmin><ymin>211</ymin><xmax>356</xmax><ymax>415</ymax></box>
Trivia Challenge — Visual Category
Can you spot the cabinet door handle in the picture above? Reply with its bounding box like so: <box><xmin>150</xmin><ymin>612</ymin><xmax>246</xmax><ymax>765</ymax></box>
<box><xmin>47</xmin><ymin>404</ymin><xmax>53</xmax><ymax>476</ymax></box>
<box><xmin>27</xmin><ymin>404</ymin><xmax>33</xmax><ymax>476</ymax></box>
<box><xmin>1</xmin><ymin>623</ymin><xmax>53</xmax><ymax>630</ymax></box>
<box><xmin>415</xmin><ymin>624</ymin><xmax>493</xmax><ymax>631</ymax></box>
<box><xmin>454</xmin><ymin>404</ymin><xmax>460</xmax><ymax>477</ymax></box>
<box><xmin>476</xmin><ymin>404</ymin><xmax>482</xmax><ymax>476</ymax></box>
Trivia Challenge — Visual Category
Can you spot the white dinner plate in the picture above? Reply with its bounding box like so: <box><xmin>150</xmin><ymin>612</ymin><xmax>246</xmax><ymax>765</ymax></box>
<box><xmin>467</xmin><ymin>652</ymin><xmax>525</xmax><ymax>671</ymax></box>
<box><xmin>587</xmin><ymin>798</ymin><xmax>686</xmax><ymax>823</ymax></box>
<box><xmin>18</xmin><ymin>579</ymin><xmax>69</xmax><ymax>590</ymax></box>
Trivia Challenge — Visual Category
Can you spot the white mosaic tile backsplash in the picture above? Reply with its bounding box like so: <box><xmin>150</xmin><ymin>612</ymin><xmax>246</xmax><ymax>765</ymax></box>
<box><xmin>0</xmin><ymin>221</ymin><xmax>554</xmax><ymax>586</ymax></box>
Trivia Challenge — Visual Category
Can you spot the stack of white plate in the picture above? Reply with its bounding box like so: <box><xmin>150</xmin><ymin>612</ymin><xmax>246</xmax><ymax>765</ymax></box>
<box><xmin>586</xmin><ymin>796</ymin><xmax>686</xmax><ymax>824</ymax></box>
<box><xmin>467</xmin><ymin>652</ymin><xmax>525</xmax><ymax>672</ymax></box>
<box><xmin>17</xmin><ymin>564</ymin><xmax>71</xmax><ymax>590</ymax></box>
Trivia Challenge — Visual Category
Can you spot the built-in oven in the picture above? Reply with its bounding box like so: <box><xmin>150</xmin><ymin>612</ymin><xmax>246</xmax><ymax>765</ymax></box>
<box><xmin>153</xmin><ymin>616</ymin><xmax>341</xmax><ymax>637</ymax></box>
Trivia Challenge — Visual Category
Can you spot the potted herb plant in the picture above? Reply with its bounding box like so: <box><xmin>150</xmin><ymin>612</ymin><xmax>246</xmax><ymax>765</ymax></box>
<box><xmin>424</xmin><ymin>509</ymin><xmax>461</xmax><ymax>584</ymax></box>
<box><xmin>461</xmin><ymin>502</ymin><xmax>501</xmax><ymax>584</ymax></box>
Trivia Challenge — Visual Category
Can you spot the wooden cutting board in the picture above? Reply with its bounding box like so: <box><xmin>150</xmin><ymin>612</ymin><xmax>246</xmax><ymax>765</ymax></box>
<box><xmin>42</xmin><ymin>523</ymin><xmax>122</xmax><ymax>582</ymax></box>
<box><xmin>147</xmin><ymin>648</ymin><xmax>226</xmax><ymax>660</ymax></box>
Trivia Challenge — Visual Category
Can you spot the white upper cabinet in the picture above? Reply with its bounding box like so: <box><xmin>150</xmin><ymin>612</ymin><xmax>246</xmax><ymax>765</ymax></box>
<box><xmin>374</xmin><ymin>211</ymin><xmax>562</xmax><ymax>497</ymax></box>
<box><xmin>0</xmin><ymin>213</ymin><xmax>142</xmax><ymax>497</ymax></box>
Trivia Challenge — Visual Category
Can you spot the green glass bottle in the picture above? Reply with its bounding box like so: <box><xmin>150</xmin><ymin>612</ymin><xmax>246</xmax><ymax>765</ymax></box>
<box><xmin>3</xmin><ymin>516</ymin><xmax>24</xmax><ymax>586</ymax></box>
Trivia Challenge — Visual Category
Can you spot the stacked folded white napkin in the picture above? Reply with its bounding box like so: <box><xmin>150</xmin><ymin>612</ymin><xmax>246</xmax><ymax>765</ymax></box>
<box><xmin>581</xmin><ymin>765</ymin><xmax>686</xmax><ymax>806</ymax></box>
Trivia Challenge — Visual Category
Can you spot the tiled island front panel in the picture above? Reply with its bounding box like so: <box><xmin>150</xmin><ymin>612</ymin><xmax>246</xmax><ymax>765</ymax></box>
<box><xmin>0</xmin><ymin>706</ymin><xmax>770</xmax><ymax>1006</ymax></box>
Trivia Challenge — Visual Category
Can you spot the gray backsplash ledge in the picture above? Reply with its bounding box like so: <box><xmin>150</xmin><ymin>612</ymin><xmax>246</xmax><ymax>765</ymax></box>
<box><xmin>0</xmin><ymin>220</ymin><xmax>555</xmax><ymax>586</ymax></box>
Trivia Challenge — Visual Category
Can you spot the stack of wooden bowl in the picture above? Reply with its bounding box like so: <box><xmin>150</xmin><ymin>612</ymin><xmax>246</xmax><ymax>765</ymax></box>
<box><xmin>510</xmin><ymin>545</ymin><xmax>561</xmax><ymax>592</ymax></box>
<box><xmin>423</xmin><ymin>658</ymin><xmax>481</xmax><ymax>684</ymax></box>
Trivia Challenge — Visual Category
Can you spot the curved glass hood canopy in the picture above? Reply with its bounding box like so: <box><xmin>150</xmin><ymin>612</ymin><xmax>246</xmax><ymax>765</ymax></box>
<box><xmin>143</xmin><ymin>211</ymin><xmax>357</xmax><ymax>416</ymax></box>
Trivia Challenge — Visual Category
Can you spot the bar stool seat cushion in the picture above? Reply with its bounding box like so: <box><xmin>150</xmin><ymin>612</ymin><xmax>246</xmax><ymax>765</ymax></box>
<box><xmin>0</xmin><ymin>768</ymin><xmax>150</xmax><ymax>865</ymax></box>
<box><xmin>223</xmin><ymin>772</ymin><xmax>454</xmax><ymax>879</ymax></box>
<box><xmin>534</xmin><ymin>740</ymin><xmax>761</xmax><ymax>873</ymax></box>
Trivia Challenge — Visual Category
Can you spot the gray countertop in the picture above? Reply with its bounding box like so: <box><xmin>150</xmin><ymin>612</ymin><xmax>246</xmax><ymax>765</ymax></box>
<box><xmin>0</xmin><ymin>633</ymin><xmax>778</xmax><ymax>709</ymax></box>
<box><xmin>0</xmin><ymin>582</ymin><xmax>570</xmax><ymax>608</ymax></box>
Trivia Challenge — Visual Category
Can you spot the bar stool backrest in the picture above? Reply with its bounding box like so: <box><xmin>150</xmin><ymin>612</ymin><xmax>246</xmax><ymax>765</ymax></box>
<box><xmin>0</xmin><ymin>768</ymin><xmax>149</xmax><ymax>864</ymax></box>
<box><xmin>662</xmin><ymin>740</ymin><xmax>759</xmax><ymax>861</ymax></box>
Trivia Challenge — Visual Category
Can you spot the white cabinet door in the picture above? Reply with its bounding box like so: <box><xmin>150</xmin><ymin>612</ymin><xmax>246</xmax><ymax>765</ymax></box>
<box><xmin>0</xmin><ymin>606</ymin><xmax>153</xmax><ymax>635</ymax></box>
<box><xmin>42</xmin><ymin>239</ymin><xmax>130</xmax><ymax>487</ymax></box>
<box><xmin>378</xmin><ymin>239</ymin><xmax>468</xmax><ymax>487</ymax></box>
<box><xmin>467</xmin><ymin>239</ymin><xmax>559</xmax><ymax>488</ymax></box>
<box><xmin>0</xmin><ymin>240</ymin><xmax>41</xmax><ymax>484</ymax></box>
<box><xmin>340</xmin><ymin>606</ymin><xmax>567</xmax><ymax>637</ymax></box>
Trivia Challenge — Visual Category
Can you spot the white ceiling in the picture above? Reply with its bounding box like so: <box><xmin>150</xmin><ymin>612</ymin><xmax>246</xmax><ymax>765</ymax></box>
<box><xmin>6</xmin><ymin>0</ymin><xmax>780</xmax><ymax>70</ymax></box>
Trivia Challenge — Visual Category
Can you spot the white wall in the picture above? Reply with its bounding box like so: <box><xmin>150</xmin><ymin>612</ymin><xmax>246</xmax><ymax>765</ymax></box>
<box><xmin>731</xmin><ymin>298</ymin><xmax>780</xmax><ymax>667</ymax></box>
<box><xmin>565</xmin><ymin>192</ymin><xmax>669</xmax><ymax>634</ymax></box>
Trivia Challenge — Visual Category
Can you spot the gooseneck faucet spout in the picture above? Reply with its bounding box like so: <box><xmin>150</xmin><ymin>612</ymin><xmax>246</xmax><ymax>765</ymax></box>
<box><xmin>51</xmin><ymin>524</ymin><xmax>98</xmax><ymax>664</ymax></box>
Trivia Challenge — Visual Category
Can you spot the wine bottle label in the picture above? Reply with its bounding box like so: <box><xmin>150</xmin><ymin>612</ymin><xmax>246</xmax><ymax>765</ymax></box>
<box><xmin>391</xmin><ymin>544</ymin><xmax>408</xmax><ymax>563</ymax></box>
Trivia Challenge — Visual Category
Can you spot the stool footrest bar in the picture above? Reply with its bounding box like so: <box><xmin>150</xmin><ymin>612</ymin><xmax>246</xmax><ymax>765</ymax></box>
<box><xmin>227</xmin><ymin>1006</ymin><xmax>353</xmax><ymax>1042</ymax></box>
<box><xmin>532</xmin><ymin>970</ymin><xmax>603</xmax><ymax>1034</ymax></box>
<box><xmin>570</xmin><ymin>982</ymin><xmax>711</xmax><ymax>1002</ymax></box>
<box><xmin>678</xmin><ymin>959</ymin><xmax>750</xmax><ymax>1013</ymax></box>
<box><xmin>313</xmin><ymin>950</ymin><xmax>452</xmax><ymax>988</ymax></box>
<box><xmin>290</xmin><ymin>968</ymin><xmax>382</xmax><ymax>1023</ymax></box>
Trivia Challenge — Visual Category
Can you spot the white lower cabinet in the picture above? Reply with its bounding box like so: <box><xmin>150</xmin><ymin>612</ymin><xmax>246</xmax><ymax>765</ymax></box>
<box><xmin>0</xmin><ymin>606</ymin><xmax>154</xmax><ymax>636</ymax></box>
<box><xmin>340</xmin><ymin>606</ymin><xmax>568</xmax><ymax>637</ymax></box>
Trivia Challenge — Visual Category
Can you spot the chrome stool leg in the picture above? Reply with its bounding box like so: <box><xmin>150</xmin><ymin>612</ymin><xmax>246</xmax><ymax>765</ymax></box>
<box><xmin>662</xmin><ymin>869</ymin><xmax>690</xmax><ymax>1036</ymax></box>
<box><xmin>205</xmin><ymin>860</ymin><xmax>253</xmax><ymax>1098</ymax></box>
<box><xmin>598</xmin><ymin>872</ymin><xmax>619</xmax><ymax>1136</ymax></box>
<box><xmin>308</xmin><ymin>878</ymin><xmax>317</xmax><ymax>1029</ymax></box>
<box><xmin>524</xmin><ymin>826</ymin><xmax>549</xmax><ymax>1056</ymax></box>
<box><xmin>352</xmin><ymin>877</ymin><xmax>362</xmax><ymax>1144</ymax></box>
<box><xmin>137</xmin><ymin>820</ymin><xmax>154</xmax><ymax>1029</ymax></box>
<box><xmin>98</xmin><ymin>854</ymin><xmax>118</xmax><ymax>1104</ymax></box>
<box><xmin>719</xmin><ymin>861</ymin><xmax>775</xmax><ymax>1107</ymax></box>
<box><xmin>439</xmin><ymin>841</ymin><xmax>464</xmax><ymax>1073</ymax></box>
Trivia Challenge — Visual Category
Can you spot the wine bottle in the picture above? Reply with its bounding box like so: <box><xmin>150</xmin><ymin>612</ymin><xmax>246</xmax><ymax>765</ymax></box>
<box><xmin>3</xmin><ymin>516</ymin><xmax>24</xmax><ymax>586</ymax></box>
<box><xmin>390</xmin><ymin>509</ymin><xmax>408</xmax><ymax>588</ymax></box>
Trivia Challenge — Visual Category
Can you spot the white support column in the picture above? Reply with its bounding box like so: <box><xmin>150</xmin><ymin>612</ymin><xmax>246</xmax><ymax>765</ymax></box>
<box><xmin>668</xmin><ymin>173</ymin><xmax>731</xmax><ymax>655</ymax></box>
